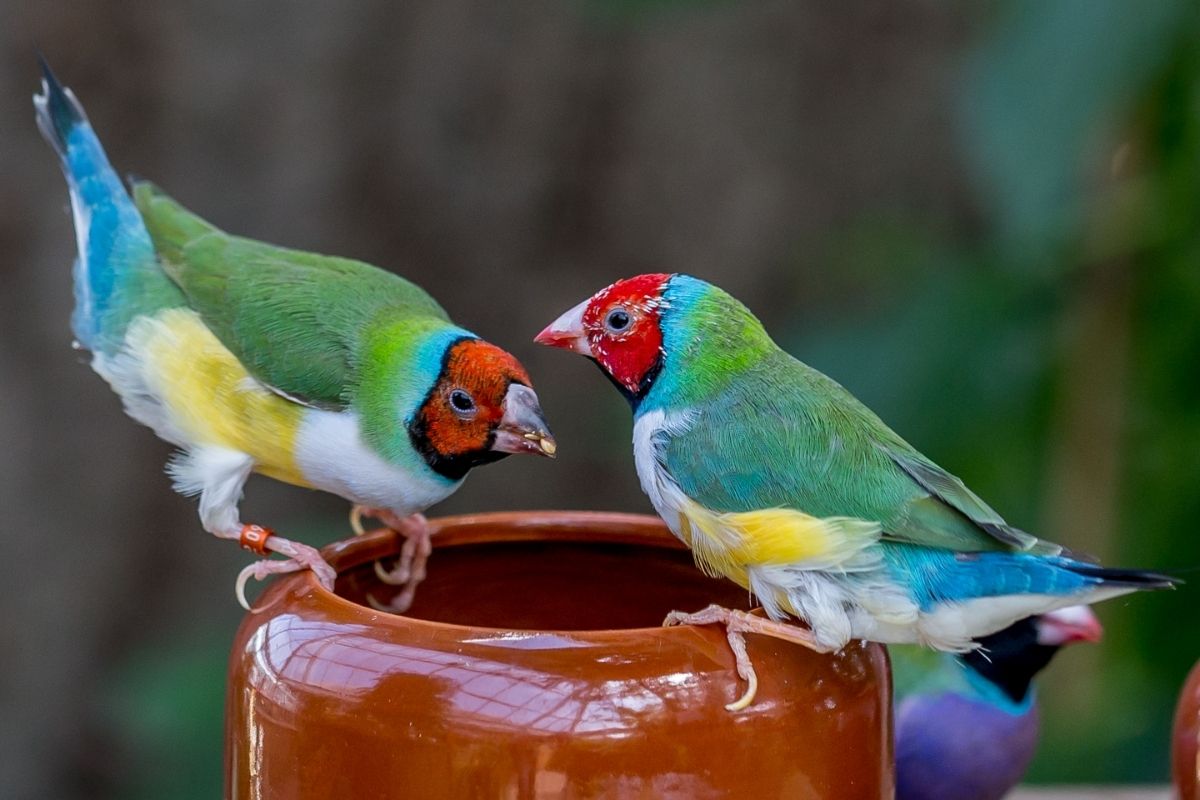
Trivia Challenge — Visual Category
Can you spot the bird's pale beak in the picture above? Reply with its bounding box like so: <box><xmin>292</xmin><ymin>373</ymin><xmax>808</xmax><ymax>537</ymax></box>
<box><xmin>534</xmin><ymin>299</ymin><xmax>593</xmax><ymax>357</ymax></box>
<box><xmin>1037</xmin><ymin>605</ymin><xmax>1104</xmax><ymax>646</ymax></box>
<box><xmin>492</xmin><ymin>383</ymin><xmax>557</xmax><ymax>457</ymax></box>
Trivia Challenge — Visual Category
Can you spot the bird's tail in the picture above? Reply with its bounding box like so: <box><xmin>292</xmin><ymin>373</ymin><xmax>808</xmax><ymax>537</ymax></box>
<box><xmin>1059</xmin><ymin>561</ymin><xmax>1179</xmax><ymax>590</ymax></box>
<box><xmin>1043</xmin><ymin>559</ymin><xmax>1180</xmax><ymax>621</ymax></box>
<box><xmin>893</xmin><ymin>545</ymin><xmax>1179</xmax><ymax>623</ymax></box>
<box><xmin>34</xmin><ymin>55</ymin><xmax>183</xmax><ymax>355</ymax></box>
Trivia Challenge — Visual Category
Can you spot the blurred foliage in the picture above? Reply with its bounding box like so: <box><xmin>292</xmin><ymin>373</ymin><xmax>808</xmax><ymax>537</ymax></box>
<box><xmin>103</xmin><ymin>630</ymin><xmax>226</xmax><ymax>800</ymax></box>
<box><xmin>85</xmin><ymin>0</ymin><xmax>1200</xmax><ymax>792</ymax></box>
<box><xmin>795</xmin><ymin>0</ymin><xmax>1200</xmax><ymax>783</ymax></box>
<box><xmin>100</xmin><ymin>517</ymin><xmax>337</xmax><ymax>799</ymax></box>
<box><xmin>962</xmin><ymin>0</ymin><xmax>1189</xmax><ymax>257</ymax></box>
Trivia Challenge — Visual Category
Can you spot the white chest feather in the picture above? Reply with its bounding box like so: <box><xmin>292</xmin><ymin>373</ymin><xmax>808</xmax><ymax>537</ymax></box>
<box><xmin>293</xmin><ymin>409</ymin><xmax>461</xmax><ymax>514</ymax></box>
<box><xmin>632</xmin><ymin>409</ymin><xmax>695</xmax><ymax>539</ymax></box>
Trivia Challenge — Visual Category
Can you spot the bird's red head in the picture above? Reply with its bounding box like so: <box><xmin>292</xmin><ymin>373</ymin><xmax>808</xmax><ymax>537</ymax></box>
<box><xmin>535</xmin><ymin>273</ymin><xmax>673</xmax><ymax>395</ymax></box>
<box><xmin>1035</xmin><ymin>605</ymin><xmax>1104</xmax><ymax>646</ymax></box>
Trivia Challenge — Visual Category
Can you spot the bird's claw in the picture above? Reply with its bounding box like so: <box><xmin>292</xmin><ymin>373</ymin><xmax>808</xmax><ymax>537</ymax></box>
<box><xmin>663</xmin><ymin>604</ymin><xmax>825</xmax><ymax>711</ymax></box>
<box><xmin>236</xmin><ymin>559</ymin><xmax>281</xmax><ymax>611</ymax></box>
<box><xmin>373</xmin><ymin>521</ymin><xmax>431</xmax><ymax>584</ymax></box>
<box><xmin>662</xmin><ymin>609</ymin><xmax>692</xmax><ymax>627</ymax></box>
<box><xmin>349</xmin><ymin>508</ymin><xmax>431</xmax><ymax>614</ymax></box>
<box><xmin>234</xmin><ymin>538</ymin><xmax>337</xmax><ymax>612</ymax></box>
<box><xmin>365</xmin><ymin>582</ymin><xmax>420</xmax><ymax>614</ymax></box>
<box><xmin>722</xmin><ymin>629</ymin><xmax>759</xmax><ymax>712</ymax></box>
<box><xmin>374</xmin><ymin>559</ymin><xmax>409</xmax><ymax>585</ymax></box>
<box><xmin>662</xmin><ymin>604</ymin><xmax>761</xmax><ymax>709</ymax></box>
<box><xmin>349</xmin><ymin>504</ymin><xmax>367</xmax><ymax>537</ymax></box>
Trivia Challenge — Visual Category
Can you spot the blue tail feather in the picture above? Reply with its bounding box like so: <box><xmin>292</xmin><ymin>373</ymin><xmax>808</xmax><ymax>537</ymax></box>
<box><xmin>1060</xmin><ymin>562</ymin><xmax>1179</xmax><ymax>589</ymax></box>
<box><xmin>886</xmin><ymin>545</ymin><xmax>1177</xmax><ymax>611</ymax></box>
<box><xmin>35</xmin><ymin>56</ymin><xmax>182</xmax><ymax>353</ymax></box>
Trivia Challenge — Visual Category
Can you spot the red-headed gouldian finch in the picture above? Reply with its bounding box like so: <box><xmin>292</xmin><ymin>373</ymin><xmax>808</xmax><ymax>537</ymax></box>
<box><xmin>36</xmin><ymin>60</ymin><xmax>555</xmax><ymax>610</ymax></box>
<box><xmin>536</xmin><ymin>273</ymin><xmax>1173</xmax><ymax>709</ymax></box>
<box><xmin>892</xmin><ymin>606</ymin><xmax>1102</xmax><ymax>800</ymax></box>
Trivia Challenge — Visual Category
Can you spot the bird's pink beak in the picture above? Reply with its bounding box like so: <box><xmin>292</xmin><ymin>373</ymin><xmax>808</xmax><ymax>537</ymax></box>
<box><xmin>1037</xmin><ymin>605</ymin><xmax>1104</xmax><ymax>646</ymax></box>
<box><xmin>535</xmin><ymin>299</ymin><xmax>593</xmax><ymax>357</ymax></box>
<box><xmin>491</xmin><ymin>384</ymin><xmax>557</xmax><ymax>458</ymax></box>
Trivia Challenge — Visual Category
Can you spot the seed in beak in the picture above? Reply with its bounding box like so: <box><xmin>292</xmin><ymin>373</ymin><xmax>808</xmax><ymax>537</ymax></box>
<box><xmin>524</xmin><ymin>431</ymin><xmax>557</xmax><ymax>457</ymax></box>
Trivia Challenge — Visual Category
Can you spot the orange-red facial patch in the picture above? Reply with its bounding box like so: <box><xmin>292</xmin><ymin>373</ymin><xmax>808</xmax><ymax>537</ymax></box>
<box><xmin>416</xmin><ymin>339</ymin><xmax>531</xmax><ymax>458</ymax></box>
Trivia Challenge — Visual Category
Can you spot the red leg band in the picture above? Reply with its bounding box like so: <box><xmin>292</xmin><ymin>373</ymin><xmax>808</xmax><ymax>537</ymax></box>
<box><xmin>239</xmin><ymin>524</ymin><xmax>274</xmax><ymax>555</ymax></box>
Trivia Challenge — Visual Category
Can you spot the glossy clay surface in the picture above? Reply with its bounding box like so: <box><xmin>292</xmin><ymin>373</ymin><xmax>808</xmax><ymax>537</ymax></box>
<box><xmin>226</xmin><ymin>512</ymin><xmax>892</xmax><ymax>799</ymax></box>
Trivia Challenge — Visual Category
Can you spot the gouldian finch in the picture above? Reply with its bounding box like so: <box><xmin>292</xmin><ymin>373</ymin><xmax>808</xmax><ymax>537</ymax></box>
<box><xmin>36</xmin><ymin>60</ymin><xmax>555</xmax><ymax>609</ymax></box>
<box><xmin>537</xmin><ymin>273</ymin><xmax>1172</xmax><ymax>709</ymax></box>
<box><xmin>892</xmin><ymin>606</ymin><xmax>1102</xmax><ymax>800</ymax></box>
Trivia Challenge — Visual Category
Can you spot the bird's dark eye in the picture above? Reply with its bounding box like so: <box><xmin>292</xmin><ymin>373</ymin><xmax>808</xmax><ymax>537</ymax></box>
<box><xmin>605</xmin><ymin>308</ymin><xmax>631</xmax><ymax>333</ymax></box>
<box><xmin>449</xmin><ymin>389</ymin><xmax>477</xmax><ymax>418</ymax></box>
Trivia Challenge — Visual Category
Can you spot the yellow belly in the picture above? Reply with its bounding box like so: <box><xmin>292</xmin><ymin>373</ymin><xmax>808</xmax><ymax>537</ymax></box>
<box><xmin>675</xmin><ymin>498</ymin><xmax>881</xmax><ymax>587</ymax></box>
<box><xmin>131</xmin><ymin>308</ymin><xmax>310</xmax><ymax>486</ymax></box>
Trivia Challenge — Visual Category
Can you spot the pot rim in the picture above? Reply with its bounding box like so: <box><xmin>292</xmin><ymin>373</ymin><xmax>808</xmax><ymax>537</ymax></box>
<box><xmin>264</xmin><ymin>509</ymin><xmax>759</xmax><ymax>641</ymax></box>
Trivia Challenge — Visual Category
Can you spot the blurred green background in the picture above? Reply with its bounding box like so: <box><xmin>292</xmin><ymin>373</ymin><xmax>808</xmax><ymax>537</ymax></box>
<box><xmin>2</xmin><ymin>1</ymin><xmax>1197</xmax><ymax>797</ymax></box>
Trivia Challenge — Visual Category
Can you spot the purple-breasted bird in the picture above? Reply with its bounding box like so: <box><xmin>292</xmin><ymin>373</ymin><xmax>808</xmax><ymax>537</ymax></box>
<box><xmin>892</xmin><ymin>606</ymin><xmax>1102</xmax><ymax>800</ymax></box>
<box><xmin>536</xmin><ymin>273</ymin><xmax>1173</xmax><ymax>709</ymax></box>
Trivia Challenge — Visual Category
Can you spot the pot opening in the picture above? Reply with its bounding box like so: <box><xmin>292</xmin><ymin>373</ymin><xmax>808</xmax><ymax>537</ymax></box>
<box><xmin>335</xmin><ymin>538</ymin><xmax>752</xmax><ymax>631</ymax></box>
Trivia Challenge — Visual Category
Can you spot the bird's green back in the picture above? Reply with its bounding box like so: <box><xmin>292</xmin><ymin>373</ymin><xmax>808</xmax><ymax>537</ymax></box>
<box><xmin>650</xmin><ymin>275</ymin><xmax>1057</xmax><ymax>555</ymax></box>
<box><xmin>134</xmin><ymin>183</ymin><xmax>450</xmax><ymax>408</ymax></box>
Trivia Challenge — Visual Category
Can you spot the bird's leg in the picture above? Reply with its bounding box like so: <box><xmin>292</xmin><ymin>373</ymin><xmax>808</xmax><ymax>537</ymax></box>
<box><xmin>663</xmin><ymin>604</ymin><xmax>830</xmax><ymax>711</ymax></box>
<box><xmin>351</xmin><ymin>508</ymin><xmax>432</xmax><ymax>584</ymax></box>
<box><xmin>177</xmin><ymin>447</ymin><xmax>335</xmax><ymax>610</ymax></box>
<box><xmin>232</xmin><ymin>525</ymin><xmax>338</xmax><ymax>611</ymax></box>
<box><xmin>350</xmin><ymin>507</ymin><xmax>432</xmax><ymax>613</ymax></box>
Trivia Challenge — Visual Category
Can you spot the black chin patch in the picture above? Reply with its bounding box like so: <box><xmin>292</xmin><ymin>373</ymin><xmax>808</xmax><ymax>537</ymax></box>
<box><xmin>591</xmin><ymin>352</ymin><xmax>663</xmax><ymax>412</ymax></box>
<box><xmin>961</xmin><ymin>618</ymin><xmax>1061</xmax><ymax>704</ymax></box>
<box><xmin>407</xmin><ymin>418</ymin><xmax>510</xmax><ymax>481</ymax></box>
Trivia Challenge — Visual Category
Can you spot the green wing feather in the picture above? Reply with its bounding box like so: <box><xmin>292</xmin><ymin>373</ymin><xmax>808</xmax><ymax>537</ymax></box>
<box><xmin>660</xmin><ymin>349</ymin><xmax>1059</xmax><ymax>555</ymax></box>
<box><xmin>133</xmin><ymin>182</ymin><xmax>449</xmax><ymax>408</ymax></box>
<box><xmin>889</xmin><ymin>645</ymin><xmax>971</xmax><ymax>701</ymax></box>
<box><xmin>886</xmin><ymin>448</ymin><xmax>1057</xmax><ymax>554</ymax></box>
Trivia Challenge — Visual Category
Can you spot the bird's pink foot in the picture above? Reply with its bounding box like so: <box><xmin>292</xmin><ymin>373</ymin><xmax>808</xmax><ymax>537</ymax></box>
<box><xmin>663</xmin><ymin>604</ymin><xmax>829</xmax><ymax>711</ymax></box>
<box><xmin>349</xmin><ymin>507</ymin><xmax>432</xmax><ymax>613</ymax></box>
<box><xmin>234</xmin><ymin>525</ymin><xmax>337</xmax><ymax>611</ymax></box>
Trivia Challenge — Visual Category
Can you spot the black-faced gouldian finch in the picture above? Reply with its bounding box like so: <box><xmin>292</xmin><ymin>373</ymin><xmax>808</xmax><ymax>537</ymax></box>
<box><xmin>536</xmin><ymin>273</ymin><xmax>1173</xmax><ymax>709</ymax></box>
<box><xmin>36</xmin><ymin>61</ymin><xmax>555</xmax><ymax>609</ymax></box>
<box><xmin>892</xmin><ymin>606</ymin><xmax>1102</xmax><ymax>800</ymax></box>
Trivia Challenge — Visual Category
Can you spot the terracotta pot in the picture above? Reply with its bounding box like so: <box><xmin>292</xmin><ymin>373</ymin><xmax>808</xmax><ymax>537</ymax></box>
<box><xmin>1175</xmin><ymin>660</ymin><xmax>1200</xmax><ymax>800</ymax></box>
<box><xmin>225</xmin><ymin>511</ymin><xmax>892</xmax><ymax>799</ymax></box>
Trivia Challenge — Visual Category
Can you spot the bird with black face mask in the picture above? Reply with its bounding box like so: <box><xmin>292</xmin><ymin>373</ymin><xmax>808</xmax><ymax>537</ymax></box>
<box><xmin>891</xmin><ymin>607</ymin><xmax>1103</xmax><ymax>800</ymax></box>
